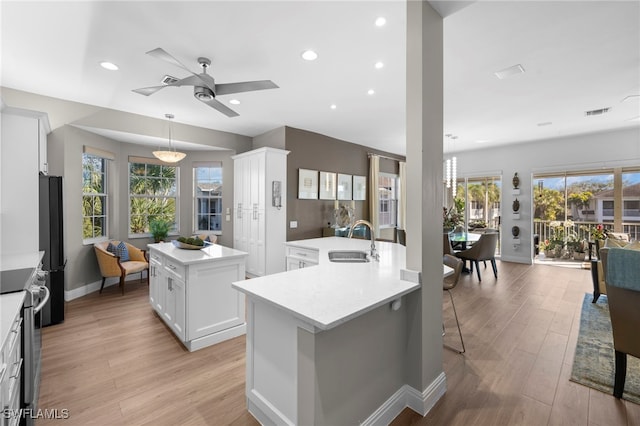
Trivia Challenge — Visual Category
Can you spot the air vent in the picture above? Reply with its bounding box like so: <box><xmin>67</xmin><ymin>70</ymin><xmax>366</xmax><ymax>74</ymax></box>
<box><xmin>585</xmin><ymin>107</ymin><xmax>611</xmax><ymax>116</ymax></box>
<box><xmin>494</xmin><ymin>64</ymin><xmax>525</xmax><ymax>80</ymax></box>
<box><xmin>161</xmin><ymin>75</ymin><xmax>179</xmax><ymax>85</ymax></box>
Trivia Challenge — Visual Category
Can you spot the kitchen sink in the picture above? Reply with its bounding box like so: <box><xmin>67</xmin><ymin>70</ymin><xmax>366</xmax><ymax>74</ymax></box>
<box><xmin>327</xmin><ymin>250</ymin><xmax>370</xmax><ymax>263</ymax></box>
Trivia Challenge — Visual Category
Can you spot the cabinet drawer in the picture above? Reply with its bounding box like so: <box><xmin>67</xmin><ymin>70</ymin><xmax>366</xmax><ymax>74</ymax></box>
<box><xmin>285</xmin><ymin>246</ymin><xmax>319</xmax><ymax>263</ymax></box>
<box><xmin>164</xmin><ymin>260</ymin><xmax>186</xmax><ymax>281</ymax></box>
<box><xmin>149</xmin><ymin>252</ymin><xmax>164</xmax><ymax>264</ymax></box>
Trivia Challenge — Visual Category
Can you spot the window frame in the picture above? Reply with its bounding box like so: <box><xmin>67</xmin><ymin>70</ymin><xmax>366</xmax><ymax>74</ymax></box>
<box><xmin>378</xmin><ymin>172</ymin><xmax>399</xmax><ymax>229</ymax></box>
<box><xmin>127</xmin><ymin>158</ymin><xmax>180</xmax><ymax>239</ymax></box>
<box><xmin>82</xmin><ymin>153</ymin><xmax>109</xmax><ymax>244</ymax></box>
<box><xmin>193</xmin><ymin>162</ymin><xmax>223</xmax><ymax>235</ymax></box>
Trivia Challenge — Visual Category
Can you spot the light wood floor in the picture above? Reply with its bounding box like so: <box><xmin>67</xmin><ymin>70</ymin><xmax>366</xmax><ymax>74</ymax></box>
<box><xmin>37</xmin><ymin>262</ymin><xmax>640</xmax><ymax>425</ymax></box>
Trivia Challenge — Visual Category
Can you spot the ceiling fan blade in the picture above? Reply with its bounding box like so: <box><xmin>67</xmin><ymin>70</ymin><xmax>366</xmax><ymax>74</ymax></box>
<box><xmin>132</xmin><ymin>85</ymin><xmax>167</xmax><ymax>96</ymax></box>
<box><xmin>215</xmin><ymin>80</ymin><xmax>279</xmax><ymax>96</ymax></box>
<box><xmin>200</xmin><ymin>97</ymin><xmax>239</xmax><ymax>117</ymax></box>
<box><xmin>146</xmin><ymin>48</ymin><xmax>196</xmax><ymax>75</ymax></box>
<box><xmin>146</xmin><ymin>48</ymin><xmax>216</xmax><ymax>92</ymax></box>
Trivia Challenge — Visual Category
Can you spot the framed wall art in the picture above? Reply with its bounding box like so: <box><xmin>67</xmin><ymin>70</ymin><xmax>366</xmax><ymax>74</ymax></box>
<box><xmin>337</xmin><ymin>173</ymin><xmax>352</xmax><ymax>200</ymax></box>
<box><xmin>353</xmin><ymin>175</ymin><xmax>366</xmax><ymax>200</ymax></box>
<box><xmin>319</xmin><ymin>171</ymin><xmax>337</xmax><ymax>200</ymax></box>
<box><xmin>298</xmin><ymin>168</ymin><xmax>318</xmax><ymax>199</ymax></box>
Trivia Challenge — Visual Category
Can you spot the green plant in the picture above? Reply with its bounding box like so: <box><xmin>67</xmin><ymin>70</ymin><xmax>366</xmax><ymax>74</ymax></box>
<box><xmin>443</xmin><ymin>206</ymin><xmax>463</xmax><ymax>230</ymax></box>
<box><xmin>149</xmin><ymin>218</ymin><xmax>172</xmax><ymax>242</ymax></box>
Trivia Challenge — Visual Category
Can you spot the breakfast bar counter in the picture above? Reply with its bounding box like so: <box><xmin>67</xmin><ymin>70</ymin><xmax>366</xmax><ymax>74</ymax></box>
<box><xmin>233</xmin><ymin>237</ymin><xmax>452</xmax><ymax>425</ymax></box>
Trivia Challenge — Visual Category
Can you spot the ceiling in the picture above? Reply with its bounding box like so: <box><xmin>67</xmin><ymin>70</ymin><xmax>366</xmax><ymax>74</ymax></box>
<box><xmin>1</xmin><ymin>1</ymin><xmax>638</xmax><ymax>156</ymax></box>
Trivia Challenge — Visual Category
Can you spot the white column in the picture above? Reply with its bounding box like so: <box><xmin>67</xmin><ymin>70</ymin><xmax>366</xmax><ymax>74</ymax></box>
<box><xmin>405</xmin><ymin>0</ymin><xmax>445</xmax><ymax>411</ymax></box>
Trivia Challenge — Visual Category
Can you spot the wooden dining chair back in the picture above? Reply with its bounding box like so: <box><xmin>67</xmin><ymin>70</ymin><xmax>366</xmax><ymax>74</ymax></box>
<box><xmin>604</xmin><ymin>247</ymin><xmax>640</xmax><ymax>399</ymax></box>
<box><xmin>443</xmin><ymin>254</ymin><xmax>465</xmax><ymax>354</ymax></box>
<box><xmin>455</xmin><ymin>232</ymin><xmax>499</xmax><ymax>281</ymax></box>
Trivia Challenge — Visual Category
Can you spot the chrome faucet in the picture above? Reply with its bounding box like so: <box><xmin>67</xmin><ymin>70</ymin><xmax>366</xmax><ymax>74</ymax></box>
<box><xmin>348</xmin><ymin>219</ymin><xmax>379</xmax><ymax>260</ymax></box>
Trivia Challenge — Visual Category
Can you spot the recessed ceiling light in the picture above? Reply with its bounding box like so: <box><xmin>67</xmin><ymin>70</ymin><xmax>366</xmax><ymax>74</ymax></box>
<box><xmin>375</xmin><ymin>17</ymin><xmax>386</xmax><ymax>27</ymax></box>
<box><xmin>494</xmin><ymin>64</ymin><xmax>525</xmax><ymax>80</ymax></box>
<box><xmin>230</xmin><ymin>99</ymin><xmax>240</xmax><ymax>105</ymax></box>
<box><xmin>100</xmin><ymin>61</ymin><xmax>119</xmax><ymax>71</ymax></box>
<box><xmin>367</xmin><ymin>89</ymin><xmax>375</xmax><ymax>95</ymax></box>
<box><xmin>330</xmin><ymin>104</ymin><xmax>337</xmax><ymax>110</ymax></box>
<box><xmin>374</xmin><ymin>62</ymin><xmax>384</xmax><ymax>69</ymax></box>
<box><xmin>301</xmin><ymin>50</ymin><xmax>318</xmax><ymax>61</ymax></box>
<box><xmin>475</xmin><ymin>140</ymin><xmax>490</xmax><ymax>144</ymax></box>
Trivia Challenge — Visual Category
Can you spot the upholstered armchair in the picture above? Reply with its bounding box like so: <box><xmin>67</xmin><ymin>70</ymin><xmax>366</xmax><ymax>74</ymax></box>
<box><xmin>604</xmin><ymin>247</ymin><xmax>640</xmax><ymax>399</ymax></box>
<box><xmin>94</xmin><ymin>241</ymin><xmax>149</xmax><ymax>295</ymax></box>
<box><xmin>591</xmin><ymin>233</ymin><xmax>631</xmax><ymax>303</ymax></box>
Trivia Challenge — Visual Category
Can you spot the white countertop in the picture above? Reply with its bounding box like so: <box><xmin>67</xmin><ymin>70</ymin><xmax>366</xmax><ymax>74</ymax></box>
<box><xmin>1</xmin><ymin>251</ymin><xmax>42</xmax><ymax>352</ymax></box>
<box><xmin>0</xmin><ymin>251</ymin><xmax>44</xmax><ymax>271</ymax></box>
<box><xmin>233</xmin><ymin>237</ymin><xmax>446</xmax><ymax>331</ymax></box>
<box><xmin>148</xmin><ymin>242</ymin><xmax>248</xmax><ymax>265</ymax></box>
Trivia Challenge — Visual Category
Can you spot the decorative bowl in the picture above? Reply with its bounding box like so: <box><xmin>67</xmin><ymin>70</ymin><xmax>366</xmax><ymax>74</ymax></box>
<box><xmin>172</xmin><ymin>240</ymin><xmax>207</xmax><ymax>250</ymax></box>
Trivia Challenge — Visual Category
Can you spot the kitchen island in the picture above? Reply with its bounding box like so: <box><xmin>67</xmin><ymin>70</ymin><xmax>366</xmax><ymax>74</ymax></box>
<box><xmin>148</xmin><ymin>242</ymin><xmax>248</xmax><ymax>351</ymax></box>
<box><xmin>232</xmin><ymin>237</ymin><xmax>452</xmax><ymax>425</ymax></box>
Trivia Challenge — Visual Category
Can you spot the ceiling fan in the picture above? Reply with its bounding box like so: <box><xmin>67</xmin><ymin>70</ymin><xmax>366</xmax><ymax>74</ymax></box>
<box><xmin>132</xmin><ymin>48</ymin><xmax>278</xmax><ymax>117</ymax></box>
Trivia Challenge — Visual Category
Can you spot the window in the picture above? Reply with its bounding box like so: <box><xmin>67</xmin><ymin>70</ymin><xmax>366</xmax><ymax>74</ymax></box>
<box><xmin>82</xmin><ymin>154</ymin><xmax>108</xmax><ymax>242</ymax></box>
<box><xmin>379</xmin><ymin>173</ymin><xmax>398</xmax><ymax>228</ymax></box>
<box><xmin>194</xmin><ymin>162</ymin><xmax>223</xmax><ymax>233</ymax></box>
<box><xmin>128</xmin><ymin>159</ymin><xmax>178</xmax><ymax>237</ymax></box>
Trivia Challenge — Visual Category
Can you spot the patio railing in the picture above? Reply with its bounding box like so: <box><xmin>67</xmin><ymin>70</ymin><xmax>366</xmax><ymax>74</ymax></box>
<box><xmin>533</xmin><ymin>220</ymin><xmax>640</xmax><ymax>244</ymax></box>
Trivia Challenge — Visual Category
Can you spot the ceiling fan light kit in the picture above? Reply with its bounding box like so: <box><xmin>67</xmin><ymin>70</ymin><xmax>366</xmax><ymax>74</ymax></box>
<box><xmin>133</xmin><ymin>47</ymin><xmax>278</xmax><ymax>118</ymax></box>
<box><xmin>153</xmin><ymin>150</ymin><xmax>187</xmax><ymax>163</ymax></box>
<box><xmin>153</xmin><ymin>113</ymin><xmax>186</xmax><ymax>163</ymax></box>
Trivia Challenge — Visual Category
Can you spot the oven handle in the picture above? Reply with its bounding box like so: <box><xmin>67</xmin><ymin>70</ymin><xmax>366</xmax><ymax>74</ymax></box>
<box><xmin>34</xmin><ymin>285</ymin><xmax>51</xmax><ymax>314</ymax></box>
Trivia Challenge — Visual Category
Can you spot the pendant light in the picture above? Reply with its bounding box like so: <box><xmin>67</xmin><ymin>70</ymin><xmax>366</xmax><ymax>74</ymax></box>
<box><xmin>444</xmin><ymin>134</ymin><xmax>458</xmax><ymax>196</ymax></box>
<box><xmin>153</xmin><ymin>114</ymin><xmax>186</xmax><ymax>163</ymax></box>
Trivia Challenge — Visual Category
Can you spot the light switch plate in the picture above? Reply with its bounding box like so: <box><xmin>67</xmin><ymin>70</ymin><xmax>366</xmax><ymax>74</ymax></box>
<box><xmin>290</xmin><ymin>221</ymin><xmax>298</xmax><ymax>229</ymax></box>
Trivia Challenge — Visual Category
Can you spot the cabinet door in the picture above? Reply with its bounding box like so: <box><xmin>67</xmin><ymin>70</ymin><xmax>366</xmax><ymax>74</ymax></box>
<box><xmin>164</xmin><ymin>276</ymin><xmax>185</xmax><ymax>342</ymax></box>
<box><xmin>286</xmin><ymin>256</ymin><xmax>301</xmax><ymax>271</ymax></box>
<box><xmin>249</xmin><ymin>208</ymin><xmax>265</xmax><ymax>276</ymax></box>
<box><xmin>248</xmin><ymin>153</ymin><xmax>266</xmax><ymax>210</ymax></box>
<box><xmin>149</xmin><ymin>259</ymin><xmax>165</xmax><ymax>313</ymax></box>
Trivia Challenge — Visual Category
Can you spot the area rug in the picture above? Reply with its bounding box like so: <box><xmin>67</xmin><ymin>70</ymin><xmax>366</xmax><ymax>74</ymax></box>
<box><xmin>570</xmin><ymin>293</ymin><xmax>640</xmax><ymax>404</ymax></box>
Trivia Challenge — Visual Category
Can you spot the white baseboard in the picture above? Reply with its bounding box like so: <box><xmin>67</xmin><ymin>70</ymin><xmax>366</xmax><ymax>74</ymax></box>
<box><xmin>64</xmin><ymin>275</ymin><xmax>145</xmax><ymax>301</ymax></box>
<box><xmin>361</xmin><ymin>372</ymin><xmax>447</xmax><ymax>426</ymax></box>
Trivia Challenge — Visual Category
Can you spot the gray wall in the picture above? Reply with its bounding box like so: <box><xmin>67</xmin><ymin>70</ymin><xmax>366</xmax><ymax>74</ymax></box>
<box><xmin>284</xmin><ymin>126</ymin><xmax>403</xmax><ymax>241</ymax></box>
<box><xmin>53</xmin><ymin>124</ymin><xmax>240</xmax><ymax>292</ymax></box>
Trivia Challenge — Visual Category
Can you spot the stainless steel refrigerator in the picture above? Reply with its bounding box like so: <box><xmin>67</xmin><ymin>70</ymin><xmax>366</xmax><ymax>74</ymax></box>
<box><xmin>39</xmin><ymin>174</ymin><xmax>65</xmax><ymax>326</ymax></box>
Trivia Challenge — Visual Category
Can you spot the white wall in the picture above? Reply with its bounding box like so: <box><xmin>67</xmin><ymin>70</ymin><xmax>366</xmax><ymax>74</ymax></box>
<box><xmin>453</xmin><ymin>126</ymin><xmax>640</xmax><ymax>263</ymax></box>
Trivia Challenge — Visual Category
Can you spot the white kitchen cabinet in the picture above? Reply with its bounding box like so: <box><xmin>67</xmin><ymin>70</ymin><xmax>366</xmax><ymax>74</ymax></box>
<box><xmin>148</xmin><ymin>243</ymin><xmax>248</xmax><ymax>351</ymax></box>
<box><xmin>232</xmin><ymin>147</ymin><xmax>289</xmax><ymax>277</ymax></box>
<box><xmin>285</xmin><ymin>243</ymin><xmax>319</xmax><ymax>271</ymax></box>
<box><xmin>0</xmin><ymin>108</ymin><xmax>50</xmax><ymax>256</ymax></box>
<box><xmin>0</xmin><ymin>297</ymin><xmax>23</xmax><ymax>426</ymax></box>
<box><xmin>148</xmin><ymin>252</ymin><xmax>164</xmax><ymax>312</ymax></box>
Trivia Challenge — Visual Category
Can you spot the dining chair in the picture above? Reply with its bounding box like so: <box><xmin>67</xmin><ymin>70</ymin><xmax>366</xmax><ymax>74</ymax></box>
<box><xmin>455</xmin><ymin>232</ymin><xmax>499</xmax><ymax>281</ymax></box>
<box><xmin>443</xmin><ymin>233</ymin><xmax>454</xmax><ymax>255</ymax></box>
<box><xmin>603</xmin><ymin>247</ymin><xmax>640</xmax><ymax>399</ymax></box>
<box><xmin>443</xmin><ymin>254</ymin><xmax>465</xmax><ymax>354</ymax></box>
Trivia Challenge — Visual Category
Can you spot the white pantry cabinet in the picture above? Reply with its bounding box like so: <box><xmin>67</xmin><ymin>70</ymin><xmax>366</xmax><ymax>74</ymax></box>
<box><xmin>1</xmin><ymin>108</ymin><xmax>50</xmax><ymax>256</ymax></box>
<box><xmin>232</xmin><ymin>148</ymin><xmax>289</xmax><ymax>277</ymax></box>
<box><xmin>148</xmin><ymin>243</ymin><xmax>248</xmax><ymax>351</ymax></box>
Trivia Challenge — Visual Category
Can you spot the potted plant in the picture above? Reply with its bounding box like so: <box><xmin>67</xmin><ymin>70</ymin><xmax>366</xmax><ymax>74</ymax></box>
<box><xmin>443</xmin><ymin>205</ymin><xmax>463</xmax><ymax>233</ymax></box>
<box><xmin>149</xmin><ymin>218</ymin><xmax>172</xmax><ymax>243</ymax></box>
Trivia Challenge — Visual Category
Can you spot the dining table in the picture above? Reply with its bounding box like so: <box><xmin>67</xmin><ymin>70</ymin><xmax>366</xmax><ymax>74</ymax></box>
<box><xmin>449</xmin><ymin>231</ymin><xmax>481</xmax><ymax>251</ymax></box>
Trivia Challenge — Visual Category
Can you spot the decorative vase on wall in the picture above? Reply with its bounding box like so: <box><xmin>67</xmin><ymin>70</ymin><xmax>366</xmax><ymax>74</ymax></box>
<box><xmin>512</xmin><ymin>172</ymin><xmax>520</xmax><ymax>189</ymax></box>
<box><xmin>511</xmin><ymin>226</ymin><xmax>520</xmax><ymax>237</ymax></box>
<box><xmin>512</xmin><ymin>198</ymin><xmax>520</xmax><ymax>212</ymax></box>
